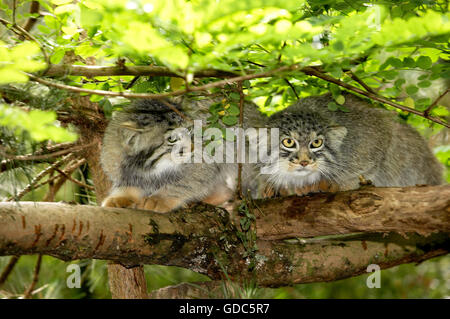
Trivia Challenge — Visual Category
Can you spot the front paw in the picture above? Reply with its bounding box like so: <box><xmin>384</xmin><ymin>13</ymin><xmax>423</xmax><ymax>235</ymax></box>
<box><xmin>137</xmin><ymin>195</ymin><xmax>181</xmax><ymax>213</ymax></box>
<box><xmin>358</xmin><ymin>175</ymin><xmax>373</xmax><ymax>187</ymax></box>
<box><xmin>102</xmin><ymin>195</ymin><xmax>139</xmax><ymax>208</ymax></box>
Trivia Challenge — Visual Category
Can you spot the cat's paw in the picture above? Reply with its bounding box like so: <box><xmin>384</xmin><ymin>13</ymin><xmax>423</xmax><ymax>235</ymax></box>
<box><xmin>358</xmin><ymin>175</ymin><xmax>373</xmax><ymax>187</ymax></box>
<box><xmin>137</xmin><ymin>195</ymin><xmax>181</xmax><ymax>213</ymax></box>
<box><xmin>102</xmin><ymin>195</ymin><xmax>139</xmax><ymax>208</ymax></box>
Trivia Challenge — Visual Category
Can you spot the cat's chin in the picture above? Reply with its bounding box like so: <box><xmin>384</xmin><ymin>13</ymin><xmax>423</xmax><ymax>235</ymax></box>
<box><xmin>267</xmin><ymin>169</ymin><xmax>322</xmax><ymax>189</ymax></box>
<box><xmin>293</xmin><ymin>169</ymin><xmax>314</xmax><ymax>177</ymax></box>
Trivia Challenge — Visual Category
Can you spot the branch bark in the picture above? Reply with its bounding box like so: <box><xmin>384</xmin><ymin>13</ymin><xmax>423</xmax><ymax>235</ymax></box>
<box><xmin>0</xmin><ymin>185</ymin><xmax>448</xmax><ymax>288</ymax></box>
<box><xmin>43</xmin><ymin>64</ymin><xmax>236</xmax><ymax>79</ymax></box>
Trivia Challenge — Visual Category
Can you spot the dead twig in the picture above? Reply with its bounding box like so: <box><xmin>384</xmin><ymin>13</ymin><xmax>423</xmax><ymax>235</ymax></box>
<box><xmin>236</xmin><ymin>81</ymin><xmax>245</xmax><ymax>200</ymax></box>
<box><xmin>23</xmin><ymin>254</ymin><xmax>42</xmax><ymax>299</ymax></box>
<box><xmin>345</xmin><ymin>69</ymin><xmax>377</xmax><ymax>94</ymax></box>
<box><xmin>424</xmin><ymin>88</ymin><xmax>449</xmax><ymax>117</ymax></box>
<box><xmin>54</xmin><ymin>167</ymin><xmax>94</xmax><ymax>191</ymax></box>
<box><xmin>5</xmin><ymin>154</ymin><xmax>75</xmax><ymax>201</ymax></box>
<box><xmin>0</xmin><ymin>255</ymin><xmax>20</xmax><ymax>287</ymax></box>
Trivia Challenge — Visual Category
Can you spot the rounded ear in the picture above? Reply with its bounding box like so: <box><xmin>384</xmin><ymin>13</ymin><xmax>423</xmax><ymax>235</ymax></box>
<box><xmin>119</xmin><ymin>122</ymin><xmax>141</xmax><ymax>150</ymax></box>
<box><xmin>327</xmin><ymin>126</ymin><xmax>347</xmax><ymax>147</ymax></box>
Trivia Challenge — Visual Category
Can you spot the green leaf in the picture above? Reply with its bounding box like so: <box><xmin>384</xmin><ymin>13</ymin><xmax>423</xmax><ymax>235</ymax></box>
<box><xmin>416</xmin><ymin>56</ymin><xmax>432</xmax><ymax>69</ymax></box>
<box><xmin>338</xmin><ymin>105</ymin><xmax>350</xmax><ymax>112</ymax></box>
<box><xmin>380</xmin><ymin>70</ymin><xmax>398</xmax><ymax>80</ymax></box>
<box><xmin>402</xmin><ymin>57</ymin><xmax>415</xmax><ymax>68</ymax></box>
<box><xmin>222</xmin><ymin>115</ymin><xmax>238</xmax><ymax>126</ymax></box>
<box><xmin>329</xmin><ymin>66</ymin><xmax>343</xmax><ymax>79</ymax></box>
<box><xmin>415</xmin><ymin>97</ymin><xmax>431</xmax><ymax>108</ymax></box>
<box><xmin>0</xmin><ymin>104</ymin><xmax>77</xmax><ymax>142</ymax></box>
<box><xmin>50</xmin><ymin>49</ymin><xmax>66</xmax><ymax>64</ymax></box>
<box><xmin>335</xmin><ymin>94</ymin><xmax>345</xmax><ymax>105</ymax></box>
<box><xmin>394</xmin><ymin>78</ymin><xmax>406</xmax><ymax>88</ymax></box>
<box><xmin>80</xmin><ymin>4</ymin><xmax>103</xmax><ymax>27</ymax></box>
<box><xmin>386</xmin><ymin>57</ymin><xmax>403</xmax><ymax>68</ymax></box>
<box><xmin>417</xmin><ymin>80</ymin><xmax>431</xmax><ymax>88</ymax></box>
<box><xmin>209</xmin><ymin>102</ymin><xmax>222</xmax><ymax>114</ymax></box>
<box><xmin>417</xmin><ymin>74</ymin><xmax>428</xmax><ymax>81</ymax></box>
<box><xmin>207</xmin><ymin>114</ymin><xmax>219</xmax><ymax>123</ymax></box>
<box><xmin>406</xmin><ymin>85</ymin><xmax>419</xmax><ymax>95</ymax></box>
<box><xmin>227</xmin><ymin>103</ymin><xmax>240</xmax><ymax>116</ymax></box>
<box><xmin>100</xmin><ymin>98</ymin><xmax>113</xmax><ymax>117</ymax></box>
<box><xmin>329</xmin><ymin>83</ymin><xmax>340</xmax><ymax>98</ymax></box>
<box><xmin>229</xmin><ymin>92</ymin><xmax>240</xmax><ymax>100</ymax></box>
<box><xmin>332</xmin><ymin>40</ymin><xmax>344</xmax><ymax>51</ymax></box>
<box><xmin>327</xmin><ymin>102</ymin><xmax>338</xmax><ymax>111</ymax></box>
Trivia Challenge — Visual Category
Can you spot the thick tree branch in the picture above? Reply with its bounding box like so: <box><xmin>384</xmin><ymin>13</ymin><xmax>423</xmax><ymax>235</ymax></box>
<box><xmin>0</xmin><ymin>185</ymin><xmax>448</xmax><ymax>287</ymax></box>
<box><xmin>253</xmin><ymin>184</ymin><xmax>450</xmax><ymax>240</ymax></box>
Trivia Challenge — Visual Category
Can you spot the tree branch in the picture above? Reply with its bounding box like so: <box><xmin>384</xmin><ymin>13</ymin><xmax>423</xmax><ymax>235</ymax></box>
<box><xmin>27</xmin><ymin>63</ymin><xmax>449</xmax><ymax>127</ymax></box>
<box><xmin>43</xmin><ymin>64</ymin><xmax>236</xmax><ymax>79</ymax></box>
<box><xmin>0</xmin><ymin>185</ymin><xmax>448</xmax><ymax>287</ymax></box>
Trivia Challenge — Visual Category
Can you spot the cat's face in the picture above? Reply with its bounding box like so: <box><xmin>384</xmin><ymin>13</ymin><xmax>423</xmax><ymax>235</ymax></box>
<box><xmin>262</xmin><ymin>112</ymin><xmax>347</xmax><ymax>189</ymax></box>
<box><xmin>118</xmin><ymin>102</ymin><xmax>192</xmax><ymax>178</ymax></box>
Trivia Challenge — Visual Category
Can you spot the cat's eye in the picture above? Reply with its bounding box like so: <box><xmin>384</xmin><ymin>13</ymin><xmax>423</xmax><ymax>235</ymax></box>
<box><xmin>168</xmin><ymin>136</ymin><xmax>178</xmax><ymax>143</ymax></box>
<box><xmin>282</xmin><ymin>138</ymin><xmax>295</xmax><ymax>148</ymax></box>
<box><xmin>310</xmin><ymin>138</ymin><xmax>323</xmax><ymax>149</ymax></box>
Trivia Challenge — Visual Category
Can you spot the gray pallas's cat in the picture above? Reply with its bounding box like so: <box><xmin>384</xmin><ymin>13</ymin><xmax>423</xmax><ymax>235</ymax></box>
<box><xmin>258</xmin><ymin>93</ymin><xmax>443</xmax><ymax>195</ymax></box>
<box><xmin>100</xmin><ymin>96</ymin><xmax>265</xmax><ymax>212</ymax></box>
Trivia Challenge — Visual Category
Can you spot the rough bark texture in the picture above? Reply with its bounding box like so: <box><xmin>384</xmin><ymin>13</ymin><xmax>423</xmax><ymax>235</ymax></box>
<box><xmin>0</xmin><ymin>184</ymin><xmax>448</xmax><ymax>287</ymax></box>
<box><xmin>254</xmin><ymin>185</ymin><xmax>450</xmax><ymax>239</ymax></box>
<box><xmin>107</xmin><ymin>264</ymin><xmax>148</xmax><ymax>299</ymax></box>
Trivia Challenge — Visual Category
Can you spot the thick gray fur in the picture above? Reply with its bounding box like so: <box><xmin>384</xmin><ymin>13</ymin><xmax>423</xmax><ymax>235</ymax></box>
<box><xmin>258</xmin><ymin>93</ymin><xmax>443</xmax><ymax>192</ymax></box>
<box><xmin>100</xmin><ymin>96</ymin><xmax>266</xmax><ymax>207</ymax></box>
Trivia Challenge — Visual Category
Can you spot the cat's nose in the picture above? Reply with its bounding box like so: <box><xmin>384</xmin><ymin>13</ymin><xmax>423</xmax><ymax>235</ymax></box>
<box><xmin>299</xmin><ymin>160</ymin><xmax>310</xmax><ymax>167</ymax></box>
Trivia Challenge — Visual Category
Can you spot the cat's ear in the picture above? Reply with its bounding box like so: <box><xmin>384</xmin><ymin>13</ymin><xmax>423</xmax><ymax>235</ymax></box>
<box><xmin>327</xmin><ymin>125</ymin><xmax>347</xmax><ymax>148</ymax></box>
<box><xmin>119</xmin><ymin>121</ymin><xmax>141</xmax><ymax>150</ymax></box>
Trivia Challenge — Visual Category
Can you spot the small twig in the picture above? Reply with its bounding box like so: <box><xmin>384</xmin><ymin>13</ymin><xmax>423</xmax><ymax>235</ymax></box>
<box><xmin>159</xmin><ymin>99</ymin><xmax>191</xmax><ymax>122</ymax></box>
<box><xmin>54</xmin><ymin>168</ymin><xmax>95</xmax><ymax>191</ymax></box>
<box><xmin>0</xmin><ymin>142</ymin><xmax>79</xmax><ymax>173</ymax></box>
<box><xmin>6</xmin><ymin>154</ymin><xmax>74</xmax><ymax>201</ymax></box>
<box><xmin>0</xmin><ymin>17</ymin><xmax>49</xmax><ymax>64</ymax></box>
<box><xmin>42</xmin><ymin>172</ymin><xmax>66</xmax><ymax>202</ymax></box>
<box><xmin>43</xmin><ymin>64</ymin><xmax>236</xmax><ymax>79</ymax></box>
<box><xmin>301</xmin><ymin>66</ymin><xmax>449</xmax><ymax>128</ymax></box>
<box><xmin>283</xmin><ymin>78</ymin><xmax>300</xmax><ymax>100</ymax></box>
<box><xmin>236</xmin><ymin>81</ymin><xmax>245</xmax><ymax>200</ymax></box>
<box><xmin>0</xmin><ymin>256</ymin><xmax>20</xmax><ymax>286</ymax></box>
<box><xmin>26</xmin><ymin>64</ymin><xmax>300</xmax><ymax>100</ymax></box>
<box><xmin>0</xmin><ymin>142</ymin><xmax>86</xmax><ymax>162</ymax></box>
<box><xmin>345</xmin><ymin>70</ymin><xmax>377</xmax><ymax>94</ymax></box>
<box><xmin>23</xmin><ymin>254</ymin><xmax>42</xmax><ymax>299</ymax></box>
<box><xmin>124</xmin><ymin>76</ymin><xmax>141</xmax><ymax>89</ymax></box>
<box><xmin>22</xmin><ymin>1</ymin><xmax>40</xmax><ymax>33</ymax></box>
<box><xmin>12</xmin><ymin>0</ymin><xmax>17</xmax><ymax>25</ymax></box>
<box><xmin>32</xmin><ymin>158</ymin><xmax>86</xmax><ymax>192</ymax></box>
<box><xmin>424</xmin><ymin>88</ymin><xmax>449</xmax><ymax>117</ymax></box>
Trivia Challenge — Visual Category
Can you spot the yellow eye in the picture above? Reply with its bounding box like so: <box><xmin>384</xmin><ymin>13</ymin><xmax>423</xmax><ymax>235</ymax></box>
<box><xmin>168</xmin><ymin>136</ymin><xmax>178</xmax><ymax>143</ymax></box>
<box><xmin>282</xmin><ymin>138</ymin><xmax>295</xmax><ymax>148</ymax></box>
<box><xmin>310</xmin><ymin>138</ymin><xmax>323</xmax><ymax>148</ymax></box>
